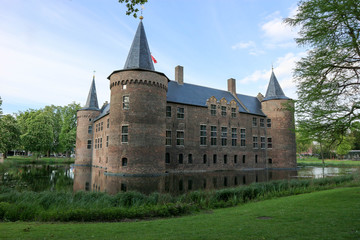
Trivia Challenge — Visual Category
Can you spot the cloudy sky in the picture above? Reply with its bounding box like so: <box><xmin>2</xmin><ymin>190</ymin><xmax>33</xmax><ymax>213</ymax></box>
<box><xmin>0</xmin><ymin>0</ymin><xmax>306</xmax><ymax>114</ymax></box>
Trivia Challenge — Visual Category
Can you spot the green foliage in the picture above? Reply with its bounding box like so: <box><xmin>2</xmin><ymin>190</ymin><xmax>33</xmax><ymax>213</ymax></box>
<box><xmin>118</xmin><ymin>0</ymin><xmax>148</xmax><ymax>18</ymax></box>
<box><xmin>59</xmin><ymin>103</ymin><xmax>81</xmax><ymax>155</ymax></box>
<box><xmin>285</xmin><ymin>0</ymin><xmax>360</xmax><ymax>145</ymax></box>
<box><xmin>0</xmin><ymin>175</ymin><xmax>358</xmax><ymax>222</ymax></box>
<box><xmin>0</xmin><ymin>114</ymin><xmax>20</xmax><ymax>158</ymax></box>
<box><xmin>0</xmin><ymin>96</ymin><xmax>2</xmax><ymax>116</ymax></box>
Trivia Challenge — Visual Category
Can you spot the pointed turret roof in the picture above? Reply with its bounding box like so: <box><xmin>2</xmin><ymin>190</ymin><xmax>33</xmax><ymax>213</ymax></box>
<box><xmin>263</xmin><ymin>70</ymin><xmax>290</xmax><ymax>101</ymax></box>
<box><xmin>123</xmin><ymin>19</ymin><xmax>155</xmax><ymax>71</ymax></box>
<box><xmin>82</xmin><ymin>76</ymin><xmax>99</xmax><ymax>110</ymax></box>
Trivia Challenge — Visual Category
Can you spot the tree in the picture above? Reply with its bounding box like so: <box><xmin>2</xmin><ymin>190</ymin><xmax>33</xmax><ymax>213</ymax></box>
<box><xmin>20</xmin><ymin>111</ymin><xmax>54</xmax><ymax>159</ymax></box>
<box><xmin>285</xmin><ymin>0</ymin><xmax>360</xmax><ymax>143</ymax></box>
<box><xmin>0</xmin><ymin>96</ymin><xmax>2</xmax><ymax>116</ymax></box>
<box><xmin>118</xmin><ymin>0</ymin><xmax>148</xmax><ymax>18</ymax></box>
<box><xmin>59</xmin><ymin>102</ymin><xmax>81</xmax><ymax>157</ymax></box>
<box><xmin>0</xmin><ymin>114</ymin><xmax>21</xmax><ymax>158</ymax></box>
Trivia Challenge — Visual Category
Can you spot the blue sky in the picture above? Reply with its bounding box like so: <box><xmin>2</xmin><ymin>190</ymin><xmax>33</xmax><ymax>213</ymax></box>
<box><xmin>0</xmin><ymin>0</ymin><xmax>305</xmax><ymax>115</ymax></box>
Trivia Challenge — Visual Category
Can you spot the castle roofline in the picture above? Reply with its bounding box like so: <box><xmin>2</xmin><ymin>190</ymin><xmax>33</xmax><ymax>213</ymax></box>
<box><xmin>107</xmin><ymin>68</ymin><xmax>170</xmax><ymax>82</ymax></box>
<box><xmin>263</xmin><ymin>70</ymin><xmax>290</xmax><ymax>101</ymax></box>
<box><xmin>81</xmin><ymin>76</ymin><xmax>99</xmax><ymax>110</ymax></box>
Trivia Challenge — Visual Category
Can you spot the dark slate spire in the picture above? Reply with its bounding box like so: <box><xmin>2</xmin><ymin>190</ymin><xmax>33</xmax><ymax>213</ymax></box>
<box><xmin>123</xmin><ymin>19</ymin><xmax>155</xmax><ymax>71</ymax></box>
<box><xmin>263</xmin><ymin>70</ymin><xmax>290</xmax><ymax>101</ymax></box>
<box><xmin>82</xmin><ymin>75</ymin><xmax>99</xmax><ymax>110</ymax></box>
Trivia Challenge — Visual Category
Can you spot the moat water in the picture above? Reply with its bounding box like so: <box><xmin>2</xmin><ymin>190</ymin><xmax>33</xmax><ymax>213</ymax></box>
<box><xmin>1</xmin><ymin>162</ymin><xmax>359</xmax><ymax>195</ymax></box>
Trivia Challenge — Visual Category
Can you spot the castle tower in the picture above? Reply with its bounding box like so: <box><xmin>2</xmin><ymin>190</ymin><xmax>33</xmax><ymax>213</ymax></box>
<box><xmin>107</xmin><ymin>18</ymin><xmax>169</xmax><ymax>175</ymax></box>
<box><xmin>75</xmin><ymin>76</ymin><xmax>100</xmax><ymax>165</ymax></box>
<box><xmin>261</xmin><ymin>70</ymin><xmax>296</xmax><ymax>168</ymax></box>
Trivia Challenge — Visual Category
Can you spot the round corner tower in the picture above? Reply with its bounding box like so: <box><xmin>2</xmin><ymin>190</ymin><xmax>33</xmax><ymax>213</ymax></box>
<box><xmin>107</xmin><ymin>19</ymin><xmax>169</xmax><ymax>175</ymax></box>
<box><xmin>261</xmin><ymin>71</ymin><xmax>296</xmax><ymax>168</ymax></box>
<box><xmin>75</xmin><ymin>77</ymin><xmax>100</xmax><ymax>166</ymax></box>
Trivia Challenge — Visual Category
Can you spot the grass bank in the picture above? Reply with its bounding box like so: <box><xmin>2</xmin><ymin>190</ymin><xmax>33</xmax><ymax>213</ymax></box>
<box><xmin>1</xmin><ymin>187</ymin><xmax>360</xmax><ymax>240</ymax></box>
<box><xmin>5</xmin><ymin>156</ymin><xmax>74</xmax><ymax>164</ymax></box>
<box><xmin>297</xmin><ymin>156</ymin><xmax>360</xmax><ymax>166</ymax></box>
<box><xmin>0</xmin><ymin>174</ymin><xmax>359</xmax><ymax>222</ymax></box>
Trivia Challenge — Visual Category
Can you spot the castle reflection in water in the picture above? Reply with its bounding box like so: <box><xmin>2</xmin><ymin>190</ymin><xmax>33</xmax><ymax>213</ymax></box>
<box><xmin>73</xmin><ymin>166</ymin><xmax>298</xmax><ymax>195</ymax></box>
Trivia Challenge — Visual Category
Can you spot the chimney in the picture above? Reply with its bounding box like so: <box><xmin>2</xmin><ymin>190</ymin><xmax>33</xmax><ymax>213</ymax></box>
<box><xmin>228</xmin><ymin>78</ymin><xmax>236</xmax><ymax>95</ymax></box>
<box><xmin>175</xmin><ymin>65</ymin><xmax>184</xmax><ymax>85</ymax></box>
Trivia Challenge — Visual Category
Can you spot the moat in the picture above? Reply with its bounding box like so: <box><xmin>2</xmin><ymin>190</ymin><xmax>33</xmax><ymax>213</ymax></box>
<box><xmin>1</xmin><ymin>162</ymin><xmax>359</xmax><ymax>195</ymax></box>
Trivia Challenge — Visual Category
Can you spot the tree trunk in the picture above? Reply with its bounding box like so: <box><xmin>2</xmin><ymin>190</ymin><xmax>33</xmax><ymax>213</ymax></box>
<box><xmin>320</xmin><ymin>142</ymin><xmax>325</xmax><ymax>165</ymax></box>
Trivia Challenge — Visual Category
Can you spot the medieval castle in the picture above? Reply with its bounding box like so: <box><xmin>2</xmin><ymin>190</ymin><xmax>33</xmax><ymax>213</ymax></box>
<box><xmin>75</xmin><ymin>19</ymin><xmax>296</xmax><ymax>176</ymax></box>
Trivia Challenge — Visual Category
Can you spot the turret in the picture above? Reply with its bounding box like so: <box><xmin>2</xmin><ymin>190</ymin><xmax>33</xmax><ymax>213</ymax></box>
<box><xmin>75</xmin><ymin>76</ymin><xmax>100</xmax><ymax>165</ymax></box>
<box><xmin>261</xmin><ymin>70</ymin><xmax>296</xmax><ymax>168</ymax></box>
<box><xmin>107</xmin><ymin>18</ymin><xmax>169</xmax><ymax>175</ymax></box>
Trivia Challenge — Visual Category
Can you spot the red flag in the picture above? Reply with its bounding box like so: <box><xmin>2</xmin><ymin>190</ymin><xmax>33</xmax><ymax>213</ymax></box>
<box><xmin>151</xmin><ymin>54</ymin><xmax>157</xmax><ymax>63</ymax></box>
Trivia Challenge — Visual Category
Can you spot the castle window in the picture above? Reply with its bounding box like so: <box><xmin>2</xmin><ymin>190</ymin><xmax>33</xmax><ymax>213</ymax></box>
<box><xmin>231</xmin><ymin>128</ymin><xmax>237</xmax><ymax>146</ymax></box>
<box><xmin>101</xmin><ymin>122</ymin><xmax>103</xmax><ymax>131</ymax></box>
<box><xmin>106</xmin><ymin>157</ymin><xmax>108</xmax><ymax>163</ymax></box>
<box><xmin>95</xmin><ymin>139</ymin><xmax>98</xmax><ymax>149</ymax></box>
<box><xmin>200</xmin><ymin>125</ymin><xmax>207</xmax><ymax>146</ymax></box>
<box><xmin>89</xmin><ymin>118</ymin><xmax>92</xmax><ymax>122</ymax></box>
<box><xmin>121</xmin><ymin>126</ymin><xmax>128</xmax><ymax>143</ymax></box>
<box><xmin>224</xmin><ymin>155</ymin><xmax>227</xmax><ymax>164</ymax></box>
<box><xmin>203</xmin><ymin>154</ymin><xmax>207</xmax><ymax>164</ymax></box>
<box><xmin>166</xmin><ymin>106</ymin><xmax>171</xmax><ymax>118</ymax></box>
<box><xmin>210</xmin><ymin>126</ymin><xmax>217</xmax><ymax>146</ymax></box>
<box><xmin>177</xmin><ymin>107</ymin><xmax>184</xmax><ymax>119</ymax></box>
<box><xmin>179</xmin><ymin>154</ymin><xmax>183</xmax><ymax>164</ymax></box>
<box><xmin>88</xmin><ymin>125</ymin><xmax>92</xmax><ymax>134</ymax></box>
<box><xmin>95</xmin><ymin>123</ymin><xmax>98</xmax><ymax>132</ymax></box>
<box><xmin>106</xmin><ymin>136</ymin><xmax>109</xmax><ymax>147</ymax></box>
<box><xmin>221</xmin><ymin>106</ymin><xmax>226</xmax><ymax>116</ymax></box>
<box><xmin>234</xmin><ymin>155</ymin><xmax>238</xmax><ymax>164</ymax></box>
<box><xmin>176</xmin><ymin>131</ymin><xmax>184</xmax><ymax>146</ymax></box>
<box><xmin>231</xmin><ymin>108</ymin><xmax>236</xmax><ymax>118</ymax></box>
<box><xmin>252</xmin><ymin>117</ymin><xmax>257</xmax><ymax>127</ymax></box>
<box><xmin>107</xmin><ymin>119</ymin><xmax>109</xmax><ymax>128</ymax></box>
<box><xmin>100</xmin><ymin>138</ymin><xmax>102</xmax><ymax>148</ymax></box>
<box><xmin>166</xmin><ymin>131</ymin><xmax>172</xmax><ymax>146</ymax></box>
<box><xmin>267</xmin><ymin>119</ymin><xmax>272</xmax><ymax>128</ymax></box>
<box><xmin>213</xmin><ymin>154</ymin><xmax>217</xmax><ymax>164</ymax></box>
<box><xmin>260</xmin><ymin>118</ymin><xmax>265</xmax><ymax>127</ymax></box>
<box><xmin>122</xmin><ymin>158</ymin><xmax>128</xmax><ymax>166</ymax></box>
<box><xmin>267</xmin><ymin>137</ymin><xmax>272</xmax><ymax>149</ymax></box>
<box><xmin>253</xmin><ymin>136</ymin><xmax>258</xmax><ymax>149</ymax></box>
<box><xmin>261</xmin><ymin>137</ymin><xmax>266</xmax><ymax>149</ymax></box>
<box><xmin>210</xmin><ymin>104</ymin><xmax>216</xmax><ymax>116</ymax></box>
<box><xmin>97</xmin><ymin>138</ymin><xmax>100</xmax><ymax>149</ymax></box>
<box><xmin>255</xmin><ymin>155</ymin><xmax>258</xmax><ymax>163</ymax></box>
<box><xmin>242</xmin><ymin>155</ymin><xmax>246</xmax><ymax>163</ymax></box>
<box><xmin>188</xmin><ymin>154</ymin><xmax>193</xmax><ymax>164</ymax></box>
<box><xmin>268</xmin><ymin>158</ymin><xmax>272</xmax><ymax>164</ymax></box>
<box><xmin>87</xmin><ymin>140</ymin><xmax>92</xmax><ymax>149</ymax></box>
<box><xmin>122</xmin><ymin>84</ymin><xmax>127</xmax><ymax>90</ymax></box>
<box><xmin>123</xmin><ymin>95</ymin><xmax>129</xmax><ymax>110</ymax></box>
<box><xmin>165</xmin><ymin>153</ymin><xmax>170</xmax><ymax>164</ymax></box>
<box><xmin>240</xmin><ymin>129</ymin><xmax>246</xmax><ymax>147</ymax></box>
<box><xmin>221</xmin><ymin>127</ymin><xmax>227</xmax><ymax>146</ymax></box>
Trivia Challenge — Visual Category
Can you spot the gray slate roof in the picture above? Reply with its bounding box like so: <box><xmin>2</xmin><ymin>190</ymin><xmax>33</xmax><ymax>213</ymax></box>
<box><xmin>167</xmin><ymin>81</ymin><xmax>265</xmax><ymax>116</ymax></box>
<box><xmin>123</xmin><ymin>20</ymin><xmax>155</xmax><ymax>71</ymax></box>
<box><xmin>82</xmin><ymin>77</ymin><xmax>99</xmax><ymax>110</ymax></box>
<box><xmin>263</xmin><ymin>71</ymin><xmax>290</xmax><ymax>101</ymax></box>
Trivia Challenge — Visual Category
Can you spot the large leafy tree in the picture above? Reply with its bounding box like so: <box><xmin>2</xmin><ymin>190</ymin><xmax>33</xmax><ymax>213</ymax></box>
<box><xmin>59</xmin><ymin>102</ymin><xmax>81</xmax><ymax>157</ymax></box>
<box><xmin>118</xmin><ymin>0</ymin><xmax>148</xmax><ymax>18</ymax></box>
<box><xmin>286</xmin><ymin>0</ymin><xmax>360</xmax><ymax>144</ymax></box>
<box><xmin>0</xmin><ymin>115</ymin><xmax>20</xmax><ymax>158</ymax></box>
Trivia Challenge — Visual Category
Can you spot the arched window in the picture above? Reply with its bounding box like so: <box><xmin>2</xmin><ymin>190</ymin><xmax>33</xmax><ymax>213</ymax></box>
<box><xmin>179</xmin><ymin>154</ymin><xmax>183</xmax><ymax>164</ymax></box>
<box><xmin>122</xmin><ymin>158</ymin><xmax>127</xmax><ymax>166</ymax></box>
<box><xmin>203</xmin><ymin>154</ymin><xmax>207</xmax><ymax>164</ymax></box>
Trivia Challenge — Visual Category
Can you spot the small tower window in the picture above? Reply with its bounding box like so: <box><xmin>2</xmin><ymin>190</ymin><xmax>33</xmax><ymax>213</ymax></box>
<box><xmin>123</xmin><ymin>95</ymin><xmax>129</xmax><ymax>110</ymax></box>
<box><xmin>87</xmin><ymin>140</ymin><xmax>92</xmax><ymax>149</ymax></box>
<box><xmin>267</xmin><ymin>119</ymin><xmax>272</xmax><ymax>128</ymax></box>
<box><xmin>106</xmin><ymin>136</ymin><xmax>109</xmax><ymax>147</ymax></box>
<box><xmin>107</xmin><ymin>119</ymin><xmax>110</xmax><ymax>128</ymax></box>
<box><xmin>88</xmin><ymin>125</ymin><xmax>92</xmax><ymax>134</ymax></box>
<box><xmin>165</xmin><ymin>153</ymin><xmax>170</xmax><ymax>164</ymax></box>
<box><xmin>121</xmin><ymin>126</ymin><xmax>128</xmax><ymax>143</ymax></box>
<box><xmin>122</xmin><ymin>158</ymin><xmax>127</xmax><ymax>166</ymax></box>
<box><xmin>122</xmin><ymin>84</ymin><xmax>127</xmax><ymax>90</ymax></box>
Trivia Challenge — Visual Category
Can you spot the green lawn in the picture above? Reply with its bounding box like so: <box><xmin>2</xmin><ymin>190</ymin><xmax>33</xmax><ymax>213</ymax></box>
<box><xmin>297</xmin><ymin>156</ymin><xmax>360</xmax><ymax>166</ymax></box>
<box><xmin>1</xmin><ymin>187</ymin><xmax>359</xmax><ymax>240</ymax></box>
<box><xmin>5</xmin><ymin>156</ymin><xmax>74</xmax><ymax>164</ymax></box>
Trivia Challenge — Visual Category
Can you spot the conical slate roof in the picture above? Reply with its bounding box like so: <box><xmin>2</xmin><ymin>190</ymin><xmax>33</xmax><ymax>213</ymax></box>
<box><xmin>82</xmin><ymin>76</ymin><xmax>99</xmax><ymax>110</ymax></box>
<box><xmin>263</xmin><ymin>70</ymin><xmax>290</xmax><ymax>101</ymax></box>
<box><xmin>123</xmin><ymin>20</ymin><xmax>155</xmax><ymax>71</ymax></box>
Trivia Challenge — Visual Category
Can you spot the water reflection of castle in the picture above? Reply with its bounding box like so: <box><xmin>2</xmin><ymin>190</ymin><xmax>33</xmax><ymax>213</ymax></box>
<box><xmin>73</xmin><ymin>166</ymin><xmax>298</xmax><ymax>195</ymax></box>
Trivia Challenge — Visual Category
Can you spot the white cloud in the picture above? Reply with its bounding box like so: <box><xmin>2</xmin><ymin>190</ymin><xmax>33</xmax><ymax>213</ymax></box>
<box><xmin>231</xmin><ymin>41</ymin><xmax>265</xmax><ymax>56</ymax></box>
